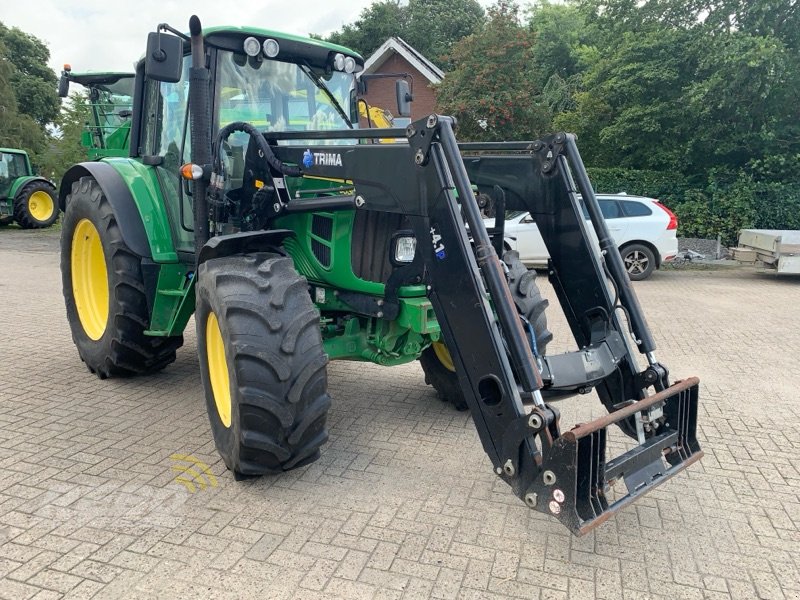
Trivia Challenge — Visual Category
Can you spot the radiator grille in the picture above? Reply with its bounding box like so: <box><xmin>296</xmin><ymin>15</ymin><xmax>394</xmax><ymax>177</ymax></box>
<box><xmin>351</xmin><ymin>210</ymin><xmax>405</xmax><ymax>283</ymax></box>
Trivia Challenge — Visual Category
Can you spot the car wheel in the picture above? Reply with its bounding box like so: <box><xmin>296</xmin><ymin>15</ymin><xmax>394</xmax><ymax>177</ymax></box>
<box><xmin>621</xmin><ymin>243</ymin><xmax>656</xmax><ymax>281</ymax></box>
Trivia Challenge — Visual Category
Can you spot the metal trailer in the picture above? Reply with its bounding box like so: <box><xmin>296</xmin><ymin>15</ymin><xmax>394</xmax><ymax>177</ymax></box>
<box><xmin>733</xmin><ymin>229</ymin><xmax>800</xmax><ymax>274</ymax></box>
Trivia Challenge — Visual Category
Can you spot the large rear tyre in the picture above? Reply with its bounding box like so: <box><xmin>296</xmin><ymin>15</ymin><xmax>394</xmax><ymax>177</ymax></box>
<box><xmin>14</xmin><ymin>180</ymin><xmax>59</xmax><ymax>228</ymax></box>
<box><xmin>196</xmin><ymin>254</ymin><xmax>331</xmax><ymax>476</ymax></box>
<box><xmin>421</xmin><ymin>251</ymin><xmax>552</xmax><ymax>410</ymax></box>
<box><xmin>60</xmin><ymin>176</ymin><xmax>183</xmax><ymax>378</ymax></box>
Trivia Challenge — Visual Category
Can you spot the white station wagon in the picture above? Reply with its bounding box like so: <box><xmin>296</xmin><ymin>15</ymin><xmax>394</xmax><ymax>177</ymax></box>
<box><xmin>489</xmin><ymin>194</ymin><xmax>679</xmax><ymax>280</ymax></box>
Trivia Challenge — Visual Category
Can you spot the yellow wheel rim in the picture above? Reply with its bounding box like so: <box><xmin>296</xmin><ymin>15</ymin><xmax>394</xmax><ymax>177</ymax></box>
<box><xmin>71</xmin><ymin>219</ymin><xmax>109</xmax><ymax>341</ymax></box>
<box><xmin>206</xmin><ymin>312</ymin><xmax>232</xmax><ymax>428</ymax></box>
<box><xmin>28</xmin><ymin>190</ymin><xmax>54</xmax><ymax>222</ymax></box>
<box><xmin>432</xmin><ymin>341</ymin><xmax>456</xmax><ymax>372</ymax></box>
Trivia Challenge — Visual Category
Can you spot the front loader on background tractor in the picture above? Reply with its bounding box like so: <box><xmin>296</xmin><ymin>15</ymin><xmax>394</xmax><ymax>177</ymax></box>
<box><xmin>59</xmin><ymin>17</ymin><xmax>702</xmax><ymax>535</ymax></box>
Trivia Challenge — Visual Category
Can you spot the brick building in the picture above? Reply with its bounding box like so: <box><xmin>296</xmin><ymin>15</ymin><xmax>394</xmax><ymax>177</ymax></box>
<box><xmin>358</xmin><ymin>37</ymin><xmax>444</xmax><ymax>127</ymax></box>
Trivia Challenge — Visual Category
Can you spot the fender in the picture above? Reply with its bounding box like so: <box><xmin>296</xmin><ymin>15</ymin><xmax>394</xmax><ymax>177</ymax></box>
<box><xmin>198</xmin><ymin>230</ymin><xmax>296</xmax><ymax>266</ymax></box>
<box><xmin>9</xmin><ymin>175</ymin><xmax>55</xmax><ymax>200</ymax></box>
<box><xmin>59</xmin><ymin>160</ymin><xmax>178</xmax><ymax>262</ymax></box>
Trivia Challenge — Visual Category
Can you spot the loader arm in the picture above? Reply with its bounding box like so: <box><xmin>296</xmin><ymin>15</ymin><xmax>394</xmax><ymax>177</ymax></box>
<box><xmin>208</xmin><ymin>117</ymin><xmax>702</xmax><ymax>535</ymax></box>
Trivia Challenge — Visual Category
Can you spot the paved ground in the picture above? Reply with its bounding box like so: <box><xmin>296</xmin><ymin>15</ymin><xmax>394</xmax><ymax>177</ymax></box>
<box><xmin>0</xmin><ymin>227</ymin><xmax>798</xmax><ymax>600</ymax></box>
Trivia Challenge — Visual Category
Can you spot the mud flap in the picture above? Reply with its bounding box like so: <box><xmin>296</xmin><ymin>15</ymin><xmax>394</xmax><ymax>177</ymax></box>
<box><xmin>528</xmin><ymin>378</ymin><xmax>702</xmax><ymax>535</ymax></box>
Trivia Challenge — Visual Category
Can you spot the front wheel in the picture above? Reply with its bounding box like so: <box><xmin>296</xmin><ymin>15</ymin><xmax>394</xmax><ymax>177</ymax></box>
<box><xmin>421</xmin><ymin>251</ymin><xmax>553</xmax><ymax>410</ymax></box>
<box><xmin>14</xmin><ymin>180</ymin><xmax>59</xmax><ymax>228</ymax></box>
<box><xmin>61</xmin><ymin>176</ymin><xmax>183</xmax><ymax>378</ymax></box>
<box><xmin>196</xmin><ymin>254</ymin><xmax>331</xmax><ymax>476</ymax></box>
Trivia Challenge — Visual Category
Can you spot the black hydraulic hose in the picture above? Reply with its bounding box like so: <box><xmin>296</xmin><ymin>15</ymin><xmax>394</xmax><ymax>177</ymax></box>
<box><xmin>189</xmin><ymin>15</ymin><xmax>210</xmax><ymax>262</ymax></box>
<box><xmin>213</xmin><ymin>121</ymin><xmax>301</xmax><ymax>178</ymax></box>
<box><xmin>560</xmin><ymin>138</ymin><xmax>656</xmax><ymax>353</ymax></box>
<box><xmin>435</xmin><ymin>118</ymin><xmax>543</xmax><ymax>393</ymax></box>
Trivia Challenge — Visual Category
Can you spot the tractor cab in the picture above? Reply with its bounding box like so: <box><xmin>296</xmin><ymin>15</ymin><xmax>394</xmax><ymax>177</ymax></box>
<box><xmin>58</xmin><ymin>67</ymin><xmax>135</xmax><ymax>159</ymax></box>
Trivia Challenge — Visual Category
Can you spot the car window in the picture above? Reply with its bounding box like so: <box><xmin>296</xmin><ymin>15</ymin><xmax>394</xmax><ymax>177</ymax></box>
<box><xmin>621</xmin><ymin>201</ymin><xmax>653</xmax><ymax>217</ymax></box>
<box><xmin>598</xmin><ymin>199</ymin><xmax>622</xmax><ymax>219</ymax></box>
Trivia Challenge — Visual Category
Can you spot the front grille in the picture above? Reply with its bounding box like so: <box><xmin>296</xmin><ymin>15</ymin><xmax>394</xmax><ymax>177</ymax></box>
<box><xmin>351</xmin><ymin>210</ymin><xmax>405</xmax><ymax>283</ymax></box>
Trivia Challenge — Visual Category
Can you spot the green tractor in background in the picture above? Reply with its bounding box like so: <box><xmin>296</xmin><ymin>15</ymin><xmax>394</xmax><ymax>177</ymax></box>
<box><xmin>0</xmin><ymin>148</ymin><xmax>59</xmax><ymax>228</ymax></box>
<box><xmin>58</xmin><ymin>66</ymin><xmax>135</xmax><ymax>160</ymax></box>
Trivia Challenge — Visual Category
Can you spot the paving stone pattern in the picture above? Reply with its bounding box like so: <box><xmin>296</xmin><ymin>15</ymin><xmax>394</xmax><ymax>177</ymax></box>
<box><xmin>0</xmin><ymin>229</ymin><xmax>798</xmax><ymax>599</ymax></box>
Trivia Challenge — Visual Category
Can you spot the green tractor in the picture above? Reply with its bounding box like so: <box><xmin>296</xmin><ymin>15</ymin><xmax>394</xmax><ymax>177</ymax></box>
<box><xmin>0</xmin><ymin>148</ymin><xmax>59</xmax><ymax>228</ymax></box>
<box><xmin>58</xmin><ymin>66</ymin><xmax>135</xmax><ymax>160</ymax></box>
<box><xmin>59</xmin><ymin>18</ymin><xmax>702</xmax><ymax>535</ymax></box>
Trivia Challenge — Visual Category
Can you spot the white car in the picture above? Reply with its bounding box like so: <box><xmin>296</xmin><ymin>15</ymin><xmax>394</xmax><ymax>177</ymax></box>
<box><xmin>488</xmin><ymin>194</ymin><xmax>679</xmax><ymax>280</ymax></box>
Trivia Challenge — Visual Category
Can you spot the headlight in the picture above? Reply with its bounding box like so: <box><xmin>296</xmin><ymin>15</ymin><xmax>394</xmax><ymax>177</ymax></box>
<box><xmin>243</xmin><ymin>37</ymin><xmax>261</xmax><ymax>57</ymax></box>
<box><xmin>343</xmin><ymin>56</ymin><xmax>356</xmax><ymax>73</ymax></box>
<box><xmin>392</xmin><ymin>234</ymin><xmax>417</xmax><ymax>264</ymax></box>
<box><xmin>333</xmin><ymin>53</ymin><xmax>345</xmax><ymax>71</ymax></box>
<box><xmin>263</xmin><ymin>38</ymin><xmax>280</xmax><ymax>58</ymax></box>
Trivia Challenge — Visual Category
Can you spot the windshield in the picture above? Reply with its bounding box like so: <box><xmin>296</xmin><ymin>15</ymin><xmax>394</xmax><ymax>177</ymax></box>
<box><xmin>216</xmin><ymin>50</ymin><xmax>356</xmax><ymax>139</ymax></box>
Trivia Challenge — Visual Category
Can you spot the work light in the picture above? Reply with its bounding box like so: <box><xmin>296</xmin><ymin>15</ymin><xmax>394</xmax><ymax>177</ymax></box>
<box><xmin>243</xmin><ymin>37</ymin><xmax>261</xmax><ymax>57</ymax></box>
<box><xmin>263</xmin><ymin>38</ymin><xmax>280</xmax><ymax>58</ymax></box>
<box><xmin>392</xmin><ymin>234</ymin><xmax>417</xmax><ymax>264</ymax></box>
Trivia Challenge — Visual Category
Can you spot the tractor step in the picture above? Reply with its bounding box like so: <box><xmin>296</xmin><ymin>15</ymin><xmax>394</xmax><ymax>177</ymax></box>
<box><xmin>530</xmin><ymin>377</ymin><xmax>702</xmax><ymax>535</ymax></box>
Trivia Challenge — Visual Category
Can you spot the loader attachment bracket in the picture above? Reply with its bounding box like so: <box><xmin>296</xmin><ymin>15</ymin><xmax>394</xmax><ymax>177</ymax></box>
<box><xmin>521</xmin><ymin>377</ymin><xmax>702</xmax><ymax>535</ymax></box>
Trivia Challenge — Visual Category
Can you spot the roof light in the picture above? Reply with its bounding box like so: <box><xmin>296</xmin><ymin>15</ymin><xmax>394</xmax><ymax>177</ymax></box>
<box><xmin>263</xmin><ymin>38</ymin><xmax>280</xmax><ymax>58</ymax></box>
<box><xmin>243</xmin><ymin>36</ymin><xmax>261</xmax><ymax>57</ymax></box>
<box><xmin>343</xmin><ymin>56</ymin><xmax>356</xmax><ymax>73</ymax></box>
<box><xmin>63</xmin><ymin>63</ymin><xmax>71</xmax><ymax>72</ymax></box>
<box><xmin>333</xmin><ymin>53</ymin><xmax>345</xmax><ymax>71</ymax></box>
<box><xmin>654</xmin><ymin>201</ymin><xmax>678</xmax><ymax>230</ymax></box>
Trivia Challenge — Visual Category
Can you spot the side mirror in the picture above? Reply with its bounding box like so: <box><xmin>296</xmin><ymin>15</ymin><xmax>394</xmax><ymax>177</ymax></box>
<box><xmin>58</xmin><ymin>75</ymin><xmax>69</xmax><ymax>98</ymax></box>
<box><xmin>145</xmin><ymin>32</ymin><xmax>183</xmax><ymax>83</ymax></box>
<box><xmin>395</xmin><ymin>79</ymin><xmax>412</xmax><ymax>118</ymax></box>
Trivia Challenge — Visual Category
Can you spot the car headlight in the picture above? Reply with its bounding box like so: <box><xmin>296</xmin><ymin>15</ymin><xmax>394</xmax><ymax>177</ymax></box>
<box><xmin>391</xmin><ymin>232</ymin><xmax>416</xmax><ymax>265</ymax></box>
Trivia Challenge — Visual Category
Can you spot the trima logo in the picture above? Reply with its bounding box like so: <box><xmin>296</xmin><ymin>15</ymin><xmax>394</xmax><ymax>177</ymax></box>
<box><xmin>170</xmin><ymin>454</ymin><xmax>218</xmax><ymax>493</ymax></box>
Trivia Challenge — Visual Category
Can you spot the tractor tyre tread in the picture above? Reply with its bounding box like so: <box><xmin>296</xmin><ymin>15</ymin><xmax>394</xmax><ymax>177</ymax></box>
<box><xmin>14</xmin><ymin>180</ymin><xmax>59</xmax><ymax>229</ymax></box>
<box><xmin>196</xmin><ymin>254</ymin><xmax>330</xmax><ymax>476</ymax></box>
<box><xmin>420</xmin><ymin>250</ymin><xmax>551</xmax><ymax>410</ymax></box>
<box><xmin>61</xmin><ymin>176</ymin><xmax>183</xmax><ymax>378</ymax></box>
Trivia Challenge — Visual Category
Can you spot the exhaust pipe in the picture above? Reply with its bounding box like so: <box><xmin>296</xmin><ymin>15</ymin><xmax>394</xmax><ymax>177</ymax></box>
<box><xmin>188</xmin><ymin>14</ymin><xmax>211</xmax><ymax>262</ymax></box>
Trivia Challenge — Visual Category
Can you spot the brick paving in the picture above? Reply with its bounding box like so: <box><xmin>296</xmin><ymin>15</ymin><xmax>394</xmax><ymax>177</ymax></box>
<box><xmin>0</xmin><ymin>228</ymin><xmax>798</xmax><ymax>599</ymax></box>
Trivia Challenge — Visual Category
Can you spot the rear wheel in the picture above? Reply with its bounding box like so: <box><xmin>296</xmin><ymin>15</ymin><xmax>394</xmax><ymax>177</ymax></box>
<box><xmin>61</xmin><ymin>176</ymin><xmax>183</xmax><ymax>378</ymax></box>
<box><xmin>196</xmin><ymin>254</ymin><xmax>331</xmax><ymax>476</ymax></box>
<box><xmin>421</xmin><ymin>251</ymin><xmax>552</xmax><ymax>410</ymax></box>
<box><xmin>14</xmin><ymin>180</ymin><xmax>59</xmax><ymax>228</ymax></box>
<box><xmin>621</xmin><ymin>243</ymin><xmax>656</xmax><ymax>281</ymax></box>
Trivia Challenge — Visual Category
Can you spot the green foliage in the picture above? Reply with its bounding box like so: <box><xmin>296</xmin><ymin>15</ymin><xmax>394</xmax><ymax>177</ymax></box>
<box><xmin>0</xmin><ymin>23</ymin><xmax>59</xmax><ymax>127</ymax></box>
<box><xmin>324</xmin><ymin>0</ymin><xmax>485</xmax><ymax>68</ymax></box>
<box><xmin>37</xmin><ymin>93</ymin><xmax>90</xmax><ymax>182</ymax></box>
<box><xmin>435</xmin><ymin>1</ymin><xmax>550</xmax><ymax>141</ymax></box>
<box><xmin>0</xmin><ymin>39</ymin><xmax>47</xmax><ymax>156</ymax></box>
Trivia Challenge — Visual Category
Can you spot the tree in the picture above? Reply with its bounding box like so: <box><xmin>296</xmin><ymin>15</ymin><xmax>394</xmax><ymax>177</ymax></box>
<box><xmin>324</xmin><ymin>0</ymin><xmax>485</xmax><ymax>68</ymax></box>
<box><xmin>37</xmin><ymin>92</ymin><xmax>90</xmax><ymax>181</ymax></box>
<box><xmin>436</xmin><ymin>1</ymin><xmax>550</xmax><ymax>141</ymax></box>
<box><xmin>0</xmin><ymin>23</ymin><xmax>59</xmax><ymax>128</ymax></box>
<box><xmin>404</xmin><ymin>0</ymin><xmax>485</xmax><ymax>68</ymax></box>
<box><xmin>0</xmin><ymin>39</ymin><xmax>46</xmax><ymax>155</ymax></box>
<box><xmin>327</xmin><ymin>1</ymin><xmax>407</xmax><ymax>58</ymax></box>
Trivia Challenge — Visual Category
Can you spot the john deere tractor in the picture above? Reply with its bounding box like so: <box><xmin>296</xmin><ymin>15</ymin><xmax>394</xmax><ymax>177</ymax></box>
<box><xmin>0</xmin><ymin>148</ymin><xmax>58</xmax><ymax>228</ymax></box>
<box><xmin>59</xmin><ymin>17</ymin><xmax>702</xmax><ymax>535</ymax></box>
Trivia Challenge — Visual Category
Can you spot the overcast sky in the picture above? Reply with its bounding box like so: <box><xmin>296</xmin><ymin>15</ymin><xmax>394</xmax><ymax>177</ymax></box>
<box><xmin>0</xmin><ymin>0</ymin><xmax>496</xmax><ymax>76</ymax></box>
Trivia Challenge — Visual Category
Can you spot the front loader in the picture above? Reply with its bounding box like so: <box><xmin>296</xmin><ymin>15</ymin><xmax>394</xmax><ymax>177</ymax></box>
<box><xmin>59</xmin><ymin>17</ymin><xmax>702</xmax><ymax>535</ymax></box>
